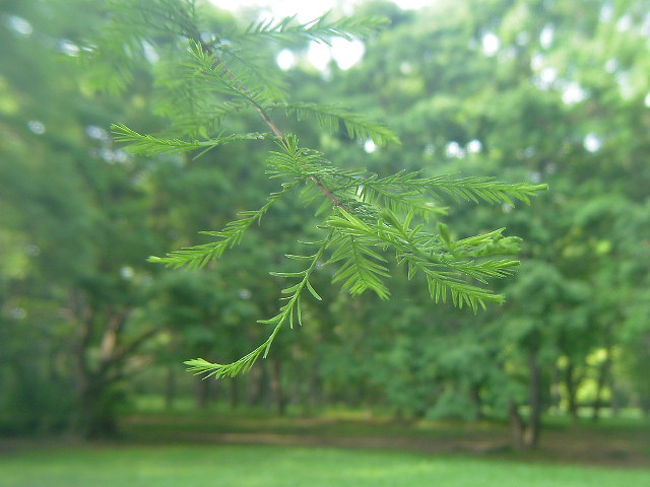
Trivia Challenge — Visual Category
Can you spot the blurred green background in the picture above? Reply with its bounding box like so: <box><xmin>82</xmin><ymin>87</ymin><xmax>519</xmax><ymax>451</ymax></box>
<box><xmin>0</xmin><ymin>0</ymin><xmax>649</xmax><ymax>485</ymax></box>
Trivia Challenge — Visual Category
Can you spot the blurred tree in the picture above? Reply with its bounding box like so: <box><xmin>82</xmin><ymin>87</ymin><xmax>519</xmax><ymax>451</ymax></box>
<box><xmin>315</xmin><ymin>0</ymin><xmax>649</xmax><ymax>447</ymax></box>
<box><xmin>0</xmin><ymin>0</ymin><xmax>162</xmax><ymax>435</ymax></box>
<box><xmin>1</xmin><ymin>0</ymin><xmax>647</xmax><ymax>448</ymax></box>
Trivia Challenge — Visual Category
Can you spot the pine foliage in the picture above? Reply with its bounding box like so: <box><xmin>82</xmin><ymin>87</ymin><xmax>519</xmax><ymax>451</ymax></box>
<box><xmin>276</xmin><ymin>102</ymin><xmax>400</xmax><ymax>145</ymax></box>
<box><xmin>233</xmin><ymin>14</ymin><xmax>389</xmax><ymax>45</ymax></box>
<box><xmin>91</xmin><ymin>0</ymin><xmax>547</xmax><ymax>379</ymax></box>
<box><xmin>112</xmin><ymin>124</ymin><xmax>269</xmax><ymax>155</ymax></box>
<box><xmin>148</xmin><ymin>183</ymin><xmax>296</xmax><ymax>269</ymax></box>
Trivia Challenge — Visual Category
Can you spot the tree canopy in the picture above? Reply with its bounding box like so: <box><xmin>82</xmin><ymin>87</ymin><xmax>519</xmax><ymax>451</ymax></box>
<box><xmin>0</xmin><ymin>0</ymin><xmax>648</xmax><ymax>447</ymax></box>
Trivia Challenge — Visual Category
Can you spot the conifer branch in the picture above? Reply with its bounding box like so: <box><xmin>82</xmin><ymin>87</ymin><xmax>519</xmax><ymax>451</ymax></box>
<box><xmin>275</xmin><ymin>102</ymin><xmax>400</xmax><ymax>145</ymax></box>
<box><xmin>184</xmin><ymin>232</ymin><xmax>332</xmax><ymax>378</ymax></box>
<box><xmin>356</xmin><ymin>179</ymin><xmax>447</xmax><ymax>218</ymax></box>
<box><xmin>421</xmin><ymin>175</ymin><xmax>548</xmax><ymax>205</ymax></box>
<box><xmin>336</xmin><ymin>171</ymin><xmax>547</xmax><ymax>206</ymax></box>
<box><xmin>233</xmin><ymin>14</ymin><xmax>389</xmax><ymax>45</ymax></box>
<box><xmin>93</xmin><ymin>2</ymin><xmax>548</xmax><ymax>379</ymax></box>
<box><xmin>149</xmin><ymin>183</ymin><xmax>296</xmax><ymax>269</ymax></box>
<box><xmin>215</xmin><ymin>46</ymin><xmax>289</xmax><ymax>103</ymax></box>
<box><xmin>328</xmin><ymin>234</ymin><xmax>391</xmax><ymax>299</ymax></box>
<box><xmin>112</xmin><ymin>124</ymin><xmax>269</xmax><ymax>155</ymax></box>
<box><xmin>326</xmin><ymin>208</ymin><xmax>519</xmax><ymax>311</ymax></box>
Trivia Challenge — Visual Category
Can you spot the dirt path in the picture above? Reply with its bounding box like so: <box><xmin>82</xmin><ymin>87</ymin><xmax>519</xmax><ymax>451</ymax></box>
<box><xmin>4</xmin><ymin>416</ymin><xmax>648</xmax><ymax>468</ymax></box>
<box><xmin>122</xmin><ymin>418</ymin><xmax>650</xmax><ymax>468</ymax></box>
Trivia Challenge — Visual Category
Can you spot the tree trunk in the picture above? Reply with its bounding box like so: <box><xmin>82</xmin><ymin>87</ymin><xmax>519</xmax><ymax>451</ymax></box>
<box><xmin>248</xmin><ymin>363</ymin><xmax>269</xmax><ymax>406</ymax></box>
<box><xmin>165</xmin><ymin>366</ymin><xmax>176</xmax><ymax>410</ymax></box>
<box><xmin>229</xmin><ymin>379</ymin><xmax>240</xmax><ymax>409</ymax></box>
<box><xmin>69</xmin><ymin>291</ymin><xmax>158</xmax><ymax>438</ymax></box>
<box><xmin>525</xmin><ymin>348</ymin><xmax>542</xmax><ymax>448</ymax></box>
<box><xmin>291</xmin><ymin>364</ymin><xmax>307</xmax><ymax>417</ymax></box>
<box><xmin>78</xmin><ymin>382</ymin><xmax>120</xmax><ymax>438</ymax></box>
<box><xmin>509</xmin><ymin>348</ymin><xmax>543</xmax><ymax>450</ymax></box>
<box><xmin>509</xmin><ymin>401</ymin><xmax>526</xmax><ymax>450</ymax></box>
<box><xmin>309</xmin><ymin>366</ymin><xmax>323</xmax><ymax>413</ymax></box>
<box><xmin>270</xmin><ymin>358</ymin><xmax>286</xmax><ymax>416</ymax></box>
<box><xmin>643</xmin><ymin>403</ymin><xmax>650</xmax><ymax>418</ymax></box>
<box><xmin>470</xmin><ymin>384</ymin><xmax>484</xmax><ymax>419</ymax></box>
<box><xmin>564</xmin><ymin>360</ymin><xmax>579</xmax><ymax>421</ymax></box>
<box><xmin>592</xmin><ymin>348</ymin><xmax>612</xmax><ymax>422</ymax></box>
<box><xmin>610</xmin><ymin>378</ymin><xmax>622</xmax><ymax>417</ymax></box>
<box><xmin>195</xmin><ymin>376</ymin><xmax>211</xmax><ymax>409</ymax></box>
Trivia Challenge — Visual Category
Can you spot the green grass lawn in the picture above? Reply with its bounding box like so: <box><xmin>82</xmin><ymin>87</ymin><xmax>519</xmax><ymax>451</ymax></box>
<box><xmin>2</xmin><ymin>444</ymin><xmax>649</xmax><ymax>487</ymax></box>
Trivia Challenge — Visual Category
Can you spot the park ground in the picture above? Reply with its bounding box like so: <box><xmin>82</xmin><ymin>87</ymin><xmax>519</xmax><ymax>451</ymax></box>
<box><xmin>1</xmin><ymin>408</ymin><xmax>649</xmax><ymax>486</ymax></box>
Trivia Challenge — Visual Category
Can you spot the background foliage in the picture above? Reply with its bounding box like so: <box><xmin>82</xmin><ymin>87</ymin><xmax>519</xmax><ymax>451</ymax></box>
<box><xmin>0</xmin><ymin>0</ymin><xmax>648</xmax><ymax>454</ymax></box>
